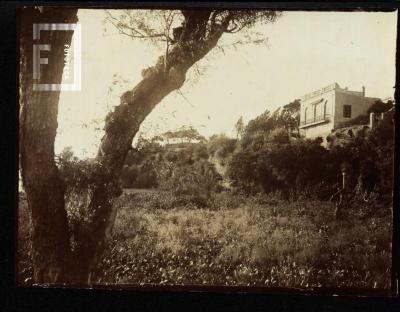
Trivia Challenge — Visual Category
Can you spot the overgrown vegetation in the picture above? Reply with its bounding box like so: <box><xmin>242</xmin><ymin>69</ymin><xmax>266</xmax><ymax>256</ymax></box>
<box><xmin>227</xmin><ymin>100</ymin><xmax>394</xmax><ymax>203</ymax></box>
<box><xmin>18</xmin><ymin>190</ymin><xmax>392</xmax><ymax>288</ymax></box>
<box><xmin>18</xmin><ymin>98</ymin><xmax>394</xmax><ymax>288</ymax></box>
<box><xmin>119</xmin><ymin>133</ymin><xmax>223</xmax><ymax>206</ymax></box>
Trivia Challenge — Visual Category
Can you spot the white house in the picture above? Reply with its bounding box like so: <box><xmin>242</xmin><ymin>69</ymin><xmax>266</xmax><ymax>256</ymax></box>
<box><xmin>299</xmin><ymin>83</ymin><xmax>379</xmax><ymax>143</ymax></box>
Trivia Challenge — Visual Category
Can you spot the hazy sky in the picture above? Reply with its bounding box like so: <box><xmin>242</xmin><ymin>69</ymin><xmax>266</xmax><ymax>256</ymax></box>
<box><xmin>55</xmin><ymin>9</ymin><xmax>397</xmax><ymax>158</ymax></box>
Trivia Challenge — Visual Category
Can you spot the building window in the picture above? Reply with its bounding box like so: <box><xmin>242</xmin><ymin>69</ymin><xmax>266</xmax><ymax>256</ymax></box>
<box><xmin>343</xmin><ymin>105</ymin><xmax>352</xmax><ymax>118</ymax></box>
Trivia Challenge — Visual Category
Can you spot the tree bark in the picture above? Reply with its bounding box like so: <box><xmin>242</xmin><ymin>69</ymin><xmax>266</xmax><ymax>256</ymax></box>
<box><xmin>19</xmin><ymin>7</ymin><xmax>78</xmax><ymax>284</ymax></box>
<box><xmin>20</xmin><ymin>9</ymin><xmax>235</xmax><ymax>284</ymax></box>
<box><xmin>80</xmin><ymin>10</ymin><xmax>233</xmax><ymax>283</ymax></box>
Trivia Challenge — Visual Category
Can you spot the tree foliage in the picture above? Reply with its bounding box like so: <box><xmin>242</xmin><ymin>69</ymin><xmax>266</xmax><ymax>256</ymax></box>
<box><xmin>208</xmin><ymin>134</ymin><xmax>238</xmax><ymax>160</ymax></box>
<box><xmin>367</xmin><ymin>99</ymin><xmax>394</xmax><ymax>115</ymax></box>
<box><xmin>235</xmin><ymin>116</ymin><xmax>245</xmax><ymax>139</ymax></box>
<box><xmin>162</xmin><ymin>126</ymin><xmax>206</xmax><ymax>144</ymax></box>
<box><xmin>120</xmin><ymin>136</ymin><xmax>222</xmax><ymax>205</ymax></box>
<box><xmin>227</xmin><ymin>136</ymin><xmax>329</xmax><ymax>199</ymax></box>
<box><xmin>20</xmin><ymin>8</ymin><xmax>282</xmax><ymax>283</ymax></box>
<box><xmin>240</xmin><ymin>99</ymin><xmax>300</xmax><ymax>150</ymax></box>
<box><xmin>228</xmin><ymin>100</ymin><xmax>394</xmax><ymax>202</ymax></box>
<box><xmin>329</xmin><ymin>108</ymin><xmax>395</xmax><ymax>198</ymax></box>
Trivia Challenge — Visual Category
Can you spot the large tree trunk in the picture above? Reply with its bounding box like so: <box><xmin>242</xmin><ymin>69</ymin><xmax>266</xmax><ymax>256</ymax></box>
<box><xmin>19</xmin><ymin>7</ymin><xmax>78</xmax><ymax>284</ymax></box>
<box><xmin>20</xmin><ymin>8</ymin><xmax>233</xmax><ymax>284</ymax></box>
<box><xmin>79</xmin><ymin>10</ymin><xmax>234</xmax><ymax>283</ymax></box>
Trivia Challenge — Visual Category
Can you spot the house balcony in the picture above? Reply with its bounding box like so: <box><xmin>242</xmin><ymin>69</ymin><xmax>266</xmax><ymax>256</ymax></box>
<box><xmin>299</xmin><ymin>114</ymin><xmax>331</xmax><ymax>129</ymax></box>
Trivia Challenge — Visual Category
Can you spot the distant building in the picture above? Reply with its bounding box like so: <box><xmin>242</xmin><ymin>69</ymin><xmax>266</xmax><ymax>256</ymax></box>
<box><xmin>299</xmin><ymin>83</ymin><xmax>379</xmax><ymax>144</ymax></box>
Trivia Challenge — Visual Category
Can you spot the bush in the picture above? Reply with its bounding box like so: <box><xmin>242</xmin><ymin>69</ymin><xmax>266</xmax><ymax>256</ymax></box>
<box><xmin>328</xmin><ymin>114</ymin><xmax>394</xmax><ymax>202</ymax></box>
<box><xmin>159</xmin><ymin>159</ymin><xmax>222</xmax><ymax>207</ymax></box>
<box><xmin>335</xmin><ymin>114</ymin><xmax>370</xmax><ymax>129</ymax></box>
<box><xmin>227</xmin><ymin>137</ymin><xmax>330</xmax><ymax>200</ymax></box>
<box><xmin>367</xmin><ymin>100</ymin><xmax>394</xmax><ymax>115</ymax></box>
<box><xmin>207</xmin><ymin>134</ymin><xmax>237</xmax><ymax>159</ymax></box>
<box><xmin>56</xmin><ymin>147</ymin><xmax>121</xmax><ymax>253</ymax></box>
<box><xmin>121</xmin><ymin>162</ymin><xmax>158</xmax><ymax>189</ymax></box>
<box><xmin>228</xmin><ymin>104</ymin><xmax>394</xmax><ymax>204</ymax></box>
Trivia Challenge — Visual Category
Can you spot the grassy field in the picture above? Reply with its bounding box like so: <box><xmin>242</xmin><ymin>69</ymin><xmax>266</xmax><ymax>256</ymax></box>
<box><xmin>17</xmin><ymin>189</ymin><xmax>392</xmax><ymax>288</ymax></box>
<box><xmin>91</xmin><ymin>190</ymin><xmax>392</xmax><ymax>289</ymax></box>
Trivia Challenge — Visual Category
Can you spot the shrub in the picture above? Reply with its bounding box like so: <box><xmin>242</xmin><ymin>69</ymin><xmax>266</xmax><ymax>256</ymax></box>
<box><xmin>56</xmin><ymin>147</ymin><xmax>121</xmax><ymax>253</ymax></box>
<box><xmin>207</xmin><ymin>134</ymin><xmax>237</xmax><ymax>159</ymax></box>
<box><xmin>335</xmin><ymin>114</ymin><xmax>370</xmax><ymax>129</ymax></box>
<box><xmin>227</xmin><ymin>137</ymin><xmax>330</xmax><ymax>199</ymax></box>
<box><xmin>121</xmin><ymin>160</ymin><xmax>159</xmax><ymax>189</ymax></box>
<box><xmin>120</xmin><ymin>165</ymin><xmax>139</xmax><ymax>188</ymax></box>
<box><xmin>228</xmin><ymin>103</ymin><xmax>394</xmax><ymax>204</ymax></box>
<box><xmin>159</xmin><ymin>159</ymin><xmax>222</xmax><ymax>207</ymax></box>
<box><xmin>367</xmin><ymin>100</ymin><xmax>394</xmax><ymax>115</ymax></box>
<box><xmin>269</xmin><ymin>127</ymin><xmax>290</xmax><ymax>144</ymax></box>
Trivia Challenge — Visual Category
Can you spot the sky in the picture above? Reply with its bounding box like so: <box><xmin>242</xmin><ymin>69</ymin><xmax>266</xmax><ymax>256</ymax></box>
<box><xmin>55</xmin><ymin>9</ymin><xmax>397</xmax><ymax>158</ymax></box>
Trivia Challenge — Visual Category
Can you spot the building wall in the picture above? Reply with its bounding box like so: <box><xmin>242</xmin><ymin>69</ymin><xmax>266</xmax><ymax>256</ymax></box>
<box><xmin>301</xmin><ymin>121</ymin><xmax>334</xmax><ymax>144</ymax></box>
<box><xmin>299</xmin><ymin>83</ymin><xmax>379</xmax><ymax>143</ymax></box>
<box><xmin>300</xmin><ymin>88</ymin><xmax>336</xmax><ymax>125</ymax></box>
<box><xmin>299</xmin><ymin>86</ymin><xmax>336</xmax><ymax>143</ymax></box>
<box><xmin>333</xmin><ymin>91</ymin><xmax>377</xmax><ymax>127</ymax></box>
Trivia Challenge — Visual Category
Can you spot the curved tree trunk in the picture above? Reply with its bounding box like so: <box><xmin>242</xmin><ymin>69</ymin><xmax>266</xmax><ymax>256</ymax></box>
<box><xmin>19</xmin><ymin>7</ymin><xmax>78</xmax><ymax>284</ymax></box>
<box><xmin>79</xmin><ymin>10</ymin><xmax>234</xmax><ymax>283</ymax></box>
<box><xmin>20</xmin><ymin>8</ymin><xmax>234</xmax><ymax>284</ymax></box>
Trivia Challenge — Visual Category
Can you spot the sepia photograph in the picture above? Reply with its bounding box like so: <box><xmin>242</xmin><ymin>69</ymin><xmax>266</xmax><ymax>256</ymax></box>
<box><xmin>18</xmin><ymin>6</ymin><xmax>396</xmax><ymax>293</ymax></box>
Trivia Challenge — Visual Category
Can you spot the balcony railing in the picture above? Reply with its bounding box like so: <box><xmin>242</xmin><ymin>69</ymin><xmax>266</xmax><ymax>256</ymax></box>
<box><xmin>300</xmin><ymin>114</ymin><xmax>331</xmax><ymax>127</ymax></box>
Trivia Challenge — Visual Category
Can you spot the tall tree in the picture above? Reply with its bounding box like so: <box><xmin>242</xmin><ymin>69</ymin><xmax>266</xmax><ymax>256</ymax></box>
<box><xmin>19</xmin><ymin>7</ymin><xmax>78</xmax><ymax>283</ymax></box>
<box><xmin>162</xmin><ymin>126</ymin><xmax>205</xmax><ymax>143</ymax></box>
<box><xmin>235</xmin><ymin>116</ymin><xmax>245</xmax><ymax>139</ymax></box>
<box><xmin>20</xmin><ymin>8</ymin><xmax>280</xmax><ymax>284</ymax></box>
